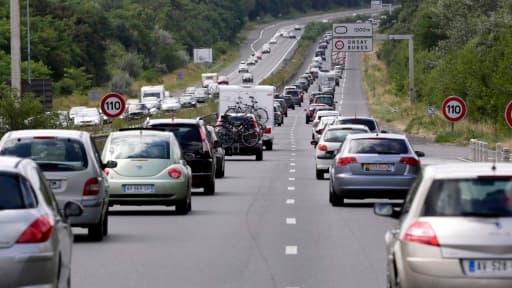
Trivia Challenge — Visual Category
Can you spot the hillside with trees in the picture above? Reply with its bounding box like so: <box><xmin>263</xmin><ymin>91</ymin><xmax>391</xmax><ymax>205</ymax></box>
<box><xmin>0</xmin><ymin>0</ymin><xmax>373</xmax><ymax>99</ymax></box>
<box><xmin>377</xmin><ymin>0</ymin><xmax>512</xmax><ymax>138</ymax></box>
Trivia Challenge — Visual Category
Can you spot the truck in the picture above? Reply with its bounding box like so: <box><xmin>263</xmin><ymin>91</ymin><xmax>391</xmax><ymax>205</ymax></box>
<box><xmin>201</xmin><ymin>73</ymin><xmax>218</xmax><ymax>88</ymax></box>
<box><xmin>218</xmin><ymin>85</ymin><xmax>275</xmax><ymax>151</ymax></box>
<box><xmin>140</xmin><ymin>85</ymin><xmax>165</xmax><ymax>110</ymax></box>
<box><xmin>318</xmin><ymin>70</ymin><xmax>338</xmax><ymax>92</ymax></box>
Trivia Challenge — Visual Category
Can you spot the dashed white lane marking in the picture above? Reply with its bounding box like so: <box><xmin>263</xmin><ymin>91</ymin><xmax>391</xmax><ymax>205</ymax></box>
<box><xmin>286</xmin><ymin>218</ymin><xmax>297</xmax><ymax>225</ymax></box>
<box><xmin>285</xmin><ymin>246</ymin><xmax>298</xmax><ymax>255</ymax></box>
<box><xmin>289</xmin><ymin>177</ymin><xmax>295</xmax><ymax>181</ymax></box>
<box><xmin>288</xmin><ymin>186</ymin><xmax>295</xmax><ymax>191</ymax></box>
<box><xmin>291</xmin><ymin>153</ymin><xmax>296</xmax><ymax>156</ymax></box>
<box><xmin>290</xmin><ymin>163</ymin><xmax>295</xmax><ymax>166</ymax></box>
<box><xmin>289</xmin><ymin>169</ymin><xmax>296</xmax><ymax>173</ymax></box>
<box><xmin>286</xmin><ymin>199</ymin><xmax>295</xmax><ymax>204</ymax></box>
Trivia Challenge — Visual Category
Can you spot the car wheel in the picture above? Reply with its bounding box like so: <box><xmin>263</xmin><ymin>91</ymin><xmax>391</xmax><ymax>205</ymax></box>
<box><xmin>316</xmin><ymin>169</ymin><xmax>324</xmax><ymax>180</ymax></box>
<box><xmin>88</xmin><ymin>217</ymin><xmax>105</xmax><ymax>241</ymax></box>
<box><xmin>175</xmin><ymin>197</ymin><xmax>191</xmax><ymax>215</ymax></box>
<box><xmin>215</xmin><ymin>163</ymin><xmax>225</xmax><ymax>178</ymax></box>
<box><xmin>204</xmin><ymin>176</ymin><xmax>215</xmax><ymax>195</ymax></box>
<box><xmin>329</xmin><ymin>181</ymin><xmax>344</xmax><ymax>207</ymax></box>
<box><xmin>256</xmin><ymin>149</ymin><xmax>263</xmax><ymax>161</ymax></box>
<box><xmin>265</xmin><ymin>142</ymin><xmax>273</xmax><ymax>151</ymax></box>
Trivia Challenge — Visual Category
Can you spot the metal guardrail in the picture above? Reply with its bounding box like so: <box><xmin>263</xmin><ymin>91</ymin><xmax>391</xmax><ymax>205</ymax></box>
<box><xmin>468</xmin><ymin>139</ymin><xmax>511</xmax><ymax>162</ymax></box>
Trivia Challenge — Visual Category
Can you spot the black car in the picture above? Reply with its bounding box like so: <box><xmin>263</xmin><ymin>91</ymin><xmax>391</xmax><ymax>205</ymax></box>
<box><xmin>282</xmin><ymin>95</ymin><xmax>295</xmax><ymax>110</ymax></box>
<box><xmin>215</xmin><ymin>113</ymin><xmax>264</xmax><ymax>161</ymax></box>
<box><xmin>144</xmin><ymin>118</ymin><xmax>216</xmax><ymax>194</ymax></box>
<box><xmin>206</xmin><ymin>125</ymin><xmax>225</xmax><ymax>178</ymax></box>
<box><xmin>312</xmin><ymin>95</ymin><xmax>336</xmax><ymax>110</ymax></box>
<box><xmin>274</xmin><ymin>98</ymin><xmax>288</xmax><ymax>117</ymax></box>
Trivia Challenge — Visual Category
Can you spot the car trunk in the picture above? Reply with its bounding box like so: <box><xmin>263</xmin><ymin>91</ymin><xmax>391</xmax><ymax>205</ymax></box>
<box><xmin>112</xmin><ymin>159</ymin><xmax>170</xmax><ymax>177</ymax></box>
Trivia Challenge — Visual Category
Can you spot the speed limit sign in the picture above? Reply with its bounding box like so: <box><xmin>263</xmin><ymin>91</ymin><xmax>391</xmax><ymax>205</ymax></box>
<box><xmin>100</xmin><ymin>92</ymin><xmax>126</xmax><ymax>118</ymax></box>
<box><xmin>505</xmin><ymin>101</ymin><xmax>512</xmax><ymax>128</ymax></box>
<box><xmin>334</xmin><ymin>39</ymin><xmax>345</xmax><ymax>51</ymax></box>
<box><xmin>442</xmin><ymin>96</ymin><xmax>467</xmax><ymax>122</ymax></box>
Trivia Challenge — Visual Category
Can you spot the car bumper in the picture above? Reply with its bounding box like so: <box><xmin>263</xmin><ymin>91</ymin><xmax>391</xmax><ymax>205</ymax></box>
<box><xmin>331</xmin><ymin>173</ymin><xmax>416</xmax><ymax>199</ymax></box>
<box><xmin>108</xmin><ymin>179</ymin><xmax>189</xmax><ymax>205</ymax></box>
<box><xmin>0</xmin><ymin>244</ymin><xmax>57</xmax><ymax>287</ymax></box>
<box><xmin>224</xmin><ymin>143</ymin><xmax>262</xmax><ymax>156</ymax></box>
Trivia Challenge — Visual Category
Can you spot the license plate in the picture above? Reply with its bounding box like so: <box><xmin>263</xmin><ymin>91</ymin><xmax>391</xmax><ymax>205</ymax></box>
<box><xmin>363</xmin><ymin>163</ymin><xmax>394</xmax><ymax>171</ymax></box>
<box><xmin>123</xmin><ymin>185</ymin><xmax>155</xmax><ymax>193</ymax></box>
<box><xmin>48</xmin><ymin>180</ymin><xmax>62</xmax><ymax>190</ymax></box>
<box><xmin>464</xmin><ymin>260</ymin><xmax>512</xmax><ymax>277</ymax></box>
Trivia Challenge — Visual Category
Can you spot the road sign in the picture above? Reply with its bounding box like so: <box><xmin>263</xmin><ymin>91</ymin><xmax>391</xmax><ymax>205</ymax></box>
<box><xmin>332</xmin><ymin>23</ymin><xmax>373</xmax><ymax>37</ymax></box>
<box><xmin>100</xmin><ymin>92</ymin><xmax>126</xmax><ymax>119</ymax></box>
<box><xmin>333</xmin><ymin>39</ymin><xmax>345</xmax><ymax>51</ymax></box>
<box><xmin>339</xmin><ymin>38</ymin><xmax>373</xmax><ymax>52</ymax></box>
<box><xmin>505</xmin><ymin>101</ymin><xmax>512</xmax><ymax>128</ymax></box>
<box><xmin>442</xmin><ymin>96</ymin><xmax>467</xmax><ymax>122</ymax></box>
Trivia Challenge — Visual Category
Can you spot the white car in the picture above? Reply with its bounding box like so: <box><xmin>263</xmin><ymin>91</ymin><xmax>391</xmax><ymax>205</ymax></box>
<box><xmin>311</xmin><ymin>114</ymin><xmax>338</xmax><ymax>142</ymax></box>
<box><xmin>238</xmin><ymin>63</ymin><xmax>249</xmax><ymax>73</ymax></box>
<box><xmin>262</xmin><ymin>44</ymin><xmax>271</xmax><ymax>54</ymax></box>
<box><xmin>269</xmin><ymin>38</ymin><xmax>278</xmax><ymax>44</ymax></box>
<box><xmin>242</xmin><ymin>73</ymin><xmax>254</xmax><ymax>84</ymax></box>
<box><xmin>68</xmin><ymin>106</ymin><xmax>86</xmax><ymax>121</ymax></box>
<box><xmin>74</xmin><ymin>107</ymin><xmax>102</xmax><ymax>126</ymax></box>
<box><xmin>160</xmin><ymin>97</ymin><xmax>181</xmax><ymax>111</ymax></box>
<box><xmin>194</xmin><ymin>88</ymin><xmax>209</xmax><ymax>103</ymax></box>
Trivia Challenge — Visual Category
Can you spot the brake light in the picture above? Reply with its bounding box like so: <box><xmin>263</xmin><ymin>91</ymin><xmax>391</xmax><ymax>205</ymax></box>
<box><xmin>264</xmin><ymin>127</ymin><xmax>271</xmax><ymax>134</ymax></box>
<box><xmin>317</xmin><ymin>144</ymin><xmax>328</xmax><ymax>151</ymax></box>
<box><xmin>168</xmin><ymin>167</ymin><xmax>183</xmax><ymax>179</ymax></box>
<box><xmin>16</xmin><ymin>215</ymin><xmax>54</xmax><ymax>243</ymax></box>
<box><xmin>336</xmin><ymin>156</ymin><xmax>357</xmax><ymax>166</ymax></box>
<box><xmin>400</xmin><ymin>157</ymin><xmax>420</xmax><ymax>167</ymax></box>
<box><xmin>83</xmin><ymin>177</ymin><xmax>100</xmax><ymax>196</ymax></box>
<box><xmin>104</xmin><ymin>168</ymin><xmax>111</xmax><ymax>176</ymax></box>
<box><xmin>404</xmin><ymin>221</ymin><xmax>439</xmax><ymax>247</ymax></box>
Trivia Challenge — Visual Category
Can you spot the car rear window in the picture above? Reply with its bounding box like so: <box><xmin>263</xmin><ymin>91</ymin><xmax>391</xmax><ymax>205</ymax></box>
<box><xmin>348</xmin><ymin>138</ymin><xmax>409</xmax><ymax>154</ymax></box>
<box><xmin>324</xmin><ymin>129</ymin><xmax>367</xmax><ymax>142</ymax></box>
<box><xmin>0</xmin><ymin>173</ymin><xmax>37</xmax><ymax>210</ymax></box>
<box><xmin>108</xmin><ymin>135</ymin><xmax>170</xmax><ymax>159</ymax></box>
<box><xmin>423</xmin><ymin>178</ymin><xmax>512</xmax><ymax>217</ymax></box>
<box><xmin>147</xmin><ymin>124</ymin><xmax>201</xmax><ymax>143</ymax></box>
<box><xmin>337</xmin><ymin>118</ymin><xmax>377</xmax><ymax>132</ymax></box>
<box><xmin>285</xmin><ymin>90</ymin><xmax>299</xmax><ymax>98</ymax></box>
<box><xmin>0</xmin><ymin>138</ymin><xmax>88</xmax><ymax>171</ymax></box>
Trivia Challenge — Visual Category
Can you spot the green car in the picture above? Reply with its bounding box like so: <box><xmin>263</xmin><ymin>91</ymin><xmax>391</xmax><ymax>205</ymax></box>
<box><xmin>101</xmin><ymin>129</ymin><xmax>192</xmax><ymax>214</ymax></box>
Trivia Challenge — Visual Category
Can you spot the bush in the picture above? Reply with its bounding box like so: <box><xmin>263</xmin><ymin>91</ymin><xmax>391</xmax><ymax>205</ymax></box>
<box><xmin>107</xmin><ymin>73</ymin><xmax>134</xmax><ymax>97</ymax></box>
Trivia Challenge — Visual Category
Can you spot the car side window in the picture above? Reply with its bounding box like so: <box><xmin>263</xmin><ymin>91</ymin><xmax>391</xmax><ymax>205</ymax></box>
<box><xmin>90</xmin><ymin>136</ymin><xmax>104</xmax><ymax>167</ymax></box>
<box><xmin>19</xmin><ymin>176</ymin><xmax>38</xmax><ymax>208</ymax></box>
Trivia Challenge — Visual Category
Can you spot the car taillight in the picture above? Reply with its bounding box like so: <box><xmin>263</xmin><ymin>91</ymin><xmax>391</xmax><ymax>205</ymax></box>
<box><xmin>104</xmin><ymin>168</ymin><xmax>111</xmax><ymax>176</ymax></box>
<box><xmin>16</xmin><ymin>215</ymin><xmax>54</xmax><ymax>243</ymax></box>
<box><xmin>317</xmin><ymin>144</ymin><xmax>328</xmax><ymax>151</ymax></box>
<box><xmin>265</xmin><ymin>127</ymin><xmax>271</xmax><ymax>134</ymax></box>
<box><xmin>168</xmin><ymin>167</ymin><xmax>183</xmax><ymax>179</ymax></box>
<box><xmin>400</xmin><ymin>157</ymin><xmax>420</xmax><ymax>167</ymax></box>
<box><xmin>83</xmin><ymin>177</ymin><xmax>100</xmax><ymax>196</ymax></box>
<box><xmin>336</xmin><ymin>156</ymin><xmax>357</xmax><ymax>166</ymax></box>
<box><xmin>404</xmin><ymin>221</ymin><xmax>439</xmax><ymax>247</ymax></box>
<box><xmin>33</xmin><ymin>136</ymin><xmax>56</xmax><ymax>140</ymax></box>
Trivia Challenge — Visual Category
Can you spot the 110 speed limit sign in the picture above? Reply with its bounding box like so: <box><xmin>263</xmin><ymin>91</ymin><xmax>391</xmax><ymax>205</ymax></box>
<box><xmin>442</xmin><ymin>96</ymin><xmax>467</xmax><ymax>122</ymax></box>
<box><xmin>100</xmin><ymin>92</ymin><xmax>126</xmax><ymax>119</ymax></box>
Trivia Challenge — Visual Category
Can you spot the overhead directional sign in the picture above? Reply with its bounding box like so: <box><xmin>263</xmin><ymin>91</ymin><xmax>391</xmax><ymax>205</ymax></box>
<box><xmin>442</xmin><ymin>95</ymin><xmax>467</xmax><ymax>122</ymax></box>
<box><xmin>333</xmin><ymin>23</ymin><xmax>373</xmax><ymax>37</ymax></box>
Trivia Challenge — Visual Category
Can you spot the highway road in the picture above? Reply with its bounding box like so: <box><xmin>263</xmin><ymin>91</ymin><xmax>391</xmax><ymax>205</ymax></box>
<box><xmin>71</xmin><ymin>7</ymin><xmax>468</xmax><ymax>288</ymax></box>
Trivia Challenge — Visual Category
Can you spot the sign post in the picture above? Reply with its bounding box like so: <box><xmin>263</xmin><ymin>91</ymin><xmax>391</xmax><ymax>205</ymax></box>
<box><xmin>100</xmin><ymin>92</ymin><xmax>126</xmax><ymax>119</ymax></box>
<box><xmin>442</xmin><ymin>96</ymin><xmax>467</xmax><ymax>133</ymax></box>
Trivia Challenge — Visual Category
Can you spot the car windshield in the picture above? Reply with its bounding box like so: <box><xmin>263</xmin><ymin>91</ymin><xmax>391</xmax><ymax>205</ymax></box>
<box><xmin>0</xmin><ymin>138</ymin><xmax>88</xmax><ymax>171</ymax></box>
<box><xmin>108</xmin><ymin>135</ymin><xmax>170</xmax><ymax>159</ymax></box>
<box><xmin>348</xmin><ymin>138</ymin><xmax>409</xmax><ymax>154</ymax></box>
<box><xmin>0</xmin><ymin>173</ymin><xmax>37</xmax><ymax>210</ymax></box>
<box><xmin>147</xmin><ymin>124</ymin><xmax>201</xmax><ymax>144</ymax></box>
<box><xmin>77</xmin><ymin>109</ymin><xmax>98</xmax><ymax>117</ymax></box>
<box><xmin>423</xmin><ymin>178</ymin><xmax>512</xmax><ymax>217</ymax></box>
<box><xmin>323</xmin><ymin>129</ymin><xmax>367</xmax><ymax>142</ymax></box>
<box><xmin>337</xmin><ymin>118</ymin><xmax>377</xmax><ymax>132</ymax></box>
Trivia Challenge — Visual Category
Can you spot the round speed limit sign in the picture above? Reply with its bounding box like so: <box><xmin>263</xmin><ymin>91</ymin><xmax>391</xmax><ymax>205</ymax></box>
<box><xmin>442</xmin><ymin>96</ymin><xmax>467</xmax><ymax>122</ymax></box>
<box><xmin>100</xmin><ymin>92</ymin><xmax>126</xmax><ymax>119</ymax></box>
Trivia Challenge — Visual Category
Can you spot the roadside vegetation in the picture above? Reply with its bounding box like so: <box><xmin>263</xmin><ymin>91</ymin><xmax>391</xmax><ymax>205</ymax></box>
<box><xmin>374</xmin><ymin>0</ymin><xmax>512</xmax><ymax>146</ymax></box>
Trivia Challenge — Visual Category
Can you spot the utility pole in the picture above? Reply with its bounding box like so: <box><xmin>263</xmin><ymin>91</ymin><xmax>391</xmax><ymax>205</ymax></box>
<box><xmin>10</xmin><ymin>0</ymin><xmax>22</xmax><ymax>97</ymax></box>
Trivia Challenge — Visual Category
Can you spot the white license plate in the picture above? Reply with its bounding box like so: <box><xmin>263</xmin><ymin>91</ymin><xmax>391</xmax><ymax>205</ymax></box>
<box><xmin>464</xmin><ymin>260</ymin><xmax>512</xmax><ymax>277</ymax></box>
<box><xmin>363</xmin><ymin>163</ymin><xmax>394</xmax><ymax>171</ymax></box>
<box><xmin>48</xmin><ymin>180</ymin><xmax>62</xmax><ymax>190</ymax></box>
<box><xmin>123</xmin><ymin>185</ymin><xmax>155</xmax><ymax>193</ymax></box>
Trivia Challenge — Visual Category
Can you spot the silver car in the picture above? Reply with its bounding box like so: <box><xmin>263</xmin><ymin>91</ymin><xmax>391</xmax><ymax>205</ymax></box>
<box><xmin>329</xmin><ymin>133</ymin><xmax>424</xmax><ymax>206</ymax></box>
<box><xmin>0</xmin><ymin>129</ymin><xmax>115</xmax><ymax>241</ymax></box>
<box><xmin>375</xmin><ymin>163</ymin><xmax>512</xmax><ymax>288</ymax></box>
<box><xmin>311</xmin><ymin>124</ymin><xmax>369</xmax><ymax>180</ymax></box>
<box><xmin>0</xmin><ymin>156</ymin><xmax>83</xmax><ymax>287</ymax></box>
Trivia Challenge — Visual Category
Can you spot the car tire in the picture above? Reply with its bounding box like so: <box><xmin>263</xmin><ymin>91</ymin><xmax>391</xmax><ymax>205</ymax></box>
<box><xmin>329</xmin><ymin>181</ymin><xmax>344</xmax><ymax>207</ymax></box>
<box><xmin>316</xmin><ymin>170</ymin><xmax>324</xmax><ymax>180</ymax></box>
<box><xmin>204</xmin><ymin>176</ymin><xmax>215</xmax><ymax>195</ymax></box>
<box><xmin>88</xmin><ymin>216</ymin><xmax>105</xmax><ymax>241</ymax></box>
<box><xmin>265</xmin><ymin>142</ymin><xmax>273</xmax><ymax>151</ymax></box>
<box><xmin>215</xmin><ymin>163</ymin><xmax>225</xmax><ymax>178</ymax></box>
<box><xmin>256</xmin><ymin>149</ymin><xmax>263</xmax><ymax>161</ymax></box>
<box><xmin>175</xmin><ymin>197</ymin><xmax>191</xmax><ymax>215</ymax></box>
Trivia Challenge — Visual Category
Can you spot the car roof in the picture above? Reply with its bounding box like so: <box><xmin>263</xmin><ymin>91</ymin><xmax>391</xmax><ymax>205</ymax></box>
<box><xmin>145</xmin><ymin>118</ymin><xmax>200</xmax><ymax>125</ymax></box>
<box><xmin>423</xmin><ymin>163</ymin><xmax>512</xmax><ymax>179</ymax></box>
<box><xmin>3</xmin><ymin>129</ymin><xmax>88</xmax><ymax>139</ymax></box>
<box><xmin>338</xmin><ymin>116</ymin><xmax>376</xmax><ymax>121</ymax></box>
<box><xmin>345</xmin><ymin>133</ymin><xmax>407</xmax><ymax>140</ymax></box>
<box><xmin>109</xmin><ymin>129</ymin><xmax>175</xmax><ymax>138</ymax></box>
<box><xmin>326</xmin><ymin>124</ymin><xmax>370</xmax><ymax>131</ymax></box>
<box><xmin>316</xmin><ymin>110</ymin><xmax>339</xmax><ymax>116</ymax></box>
<box><xmin>0</xmin><ymin>156</ymin><xmax>25</xmax><ymax>171</ymax></box>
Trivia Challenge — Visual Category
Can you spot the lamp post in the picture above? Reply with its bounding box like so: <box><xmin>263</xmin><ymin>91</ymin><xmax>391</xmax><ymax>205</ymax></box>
<box><xmin>10</xmin><ymin>0</ymin><xmax>22</xmax><ymax>97</ymax></box>
<box><xmin>27</xmin><ymin>0</ymin><xmax>31</xmax><ymax>84</ymax></box>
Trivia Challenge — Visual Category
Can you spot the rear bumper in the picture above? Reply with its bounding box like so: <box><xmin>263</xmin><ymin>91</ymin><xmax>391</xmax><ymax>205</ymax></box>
<box><xmin>331</xmin><ymin>173</ymin><xmax>416</xmax><ymax>199</ymax></box>
<box><xmin>188</xmin><ymin>159</ymin><xmax>214</xmax><ymax>186</ymax></box>
<box><xmin>225</xmin><ymin>143</ymin><xmax>262</xmax><ymax>156</ymax></box>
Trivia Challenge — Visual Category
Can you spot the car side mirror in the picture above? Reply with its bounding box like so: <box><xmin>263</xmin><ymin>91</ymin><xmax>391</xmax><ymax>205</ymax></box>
<box><xmin>373</xmin><ymin>203</ymin><xmax>401</xmax><ymax>219</ymax></box>
<box><xmin>103</xmin><ymin>160</ymin><xmax>117</xmax><ymax>169</ymax></box>
<box><xmin>310</xmin><ymin>140</ymin><xmax>318</xmax><ymax>146</ymax></box>
<box><xmin>415</xmin><ymin>151</ymin><xmax>425</xmax><ymax>157</ymax></box>
<box><xmin>63</xmin><ymin>201</ymin><xmax>83</xmax><ymax>218</ymax></box>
